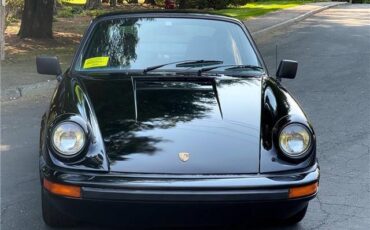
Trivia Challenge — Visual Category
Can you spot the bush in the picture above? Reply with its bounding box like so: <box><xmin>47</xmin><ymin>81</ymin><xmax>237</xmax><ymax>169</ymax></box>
<box><xmin>82</xmin><ymin>8</ymin><xmax>109</xmax><ymax>17</ymax></box>
<box><xmin>57</xmin><ymin>6</ymin><xmax>84</xmax><ymax>18</ymax></box>
<box><xmin>57</xmin><ymin>6</ymin><xmax>75</xmax><ymax>17</ymax></box>
<box><xmin>178</xmin><ymin>0</ymin><xmax>201</xmax><ymax>8</ymax></box>
<box><xmin>71</xmin><ymin>6</ymin><xmax>84</xmax><ymax>14</ymax></box>
<box><xmin>178</xmin><ymin>0</ymin><xmax>249</xmax><ymax>10</ymax></box>
<box><xmin>229</xmin><ymin>0</ymin><xmax>249</xmax><ymax>6</ymax></box>
<box><xmin>209</xmin><ymin>0</ymin><xmax>227</xmax><ymax>9</ymax></box>
<box><xmin>5</xmin><ymin>0</ymin><xmax>24</xmax><ymax>21</ymax></box>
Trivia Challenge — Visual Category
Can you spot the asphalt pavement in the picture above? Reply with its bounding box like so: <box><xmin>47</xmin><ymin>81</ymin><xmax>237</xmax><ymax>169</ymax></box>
<box><xmin>1</xmin><ymin>4</ymin><xmax>370</xmax><ymax>230</ymax></box>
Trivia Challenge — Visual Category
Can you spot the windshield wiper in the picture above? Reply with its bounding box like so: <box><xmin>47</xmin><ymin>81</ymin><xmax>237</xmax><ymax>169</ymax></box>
<box><xmin>198</xmin><ymin>64</ymin><xmax>264</xmax><ymax>75</ymax></box>
<box><xmin>176</xmin><ymin>60</ymin><xmax>223</xmax><ymax>68</ymax></box>
<box><xmin>143</xmin><ymin>60</ymin><xmax>223</xmax><ymax>74</ymax></box>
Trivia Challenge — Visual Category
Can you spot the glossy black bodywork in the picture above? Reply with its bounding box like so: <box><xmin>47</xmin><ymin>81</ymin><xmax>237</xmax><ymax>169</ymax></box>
<box><xmin>41</xmin><ymin>73</ymin><xmax>315</xmax><ymax>174</ymax></box>
<box><xmin>82</xmin><ymin>75</ymin><xmax>262</xmax><ymax>174</ymax></box>
<box><xmin>39</xmin><ymin>11</ymin><xmax>319</xmax><ymax>225</ymax></box>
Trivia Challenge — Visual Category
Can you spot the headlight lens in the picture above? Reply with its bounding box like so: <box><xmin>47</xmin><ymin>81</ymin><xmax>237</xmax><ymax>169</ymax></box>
<box><xmin>52</xmin><ymin>122</ymin><xmax>86</xmax><ymax>156</ymax></box>
<box><xmin>279</xmin><ymin>123</ymin><xmax>312</xmax><ymax>158</ymax></box>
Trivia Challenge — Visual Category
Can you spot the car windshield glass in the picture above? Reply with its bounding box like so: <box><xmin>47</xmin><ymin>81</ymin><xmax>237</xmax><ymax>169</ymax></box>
<box><xmin>74</xmin><ymin>17</ymin><xmax>261</xmax><ymax>72</ymax></box>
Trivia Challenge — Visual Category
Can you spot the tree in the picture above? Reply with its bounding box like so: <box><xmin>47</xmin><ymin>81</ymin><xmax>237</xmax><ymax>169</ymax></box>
<box><xmin>85</xmin><ymin>0</ymin><xmax>101</xmax><ymax>9</ymax></box>
<box><xmin>208</xmin><ymin>0</ymin><xmax>228</xmax><ymax>10</ymax></box>
<box><xmin>177</xmin><ymin>0</ymin><xmax>248</xmax><ymax>10</ymax></box>
<box><xmin>18</xmin><ymin>0</ymin><xmax>54</xmax><ymax>39</ymax></box>
<box><xmin>144</xmin><ymin>0</ymin><xmax>156</xmax><ymax>5</ymax></box>
<box><xmin>110</xmin><ymin>0</ymin><xmax>117</xmax><ymax>7</ymax></box>
<box><xmin>178</xmin><ymin>0</ymin><xmax>186</xmax><ymax>8</ymax></box>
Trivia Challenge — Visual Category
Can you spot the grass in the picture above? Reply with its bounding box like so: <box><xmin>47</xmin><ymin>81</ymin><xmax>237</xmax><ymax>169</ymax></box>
<box><xmin>214</xmin><ymin>0</ymin><xmax>315</xmax><ymax>20</ymax></box>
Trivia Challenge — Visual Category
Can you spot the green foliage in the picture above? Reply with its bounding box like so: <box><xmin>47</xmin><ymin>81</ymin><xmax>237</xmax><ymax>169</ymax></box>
<box><xmin>154</xmin><ymin>0</ymin><xmax>165</xmax><ymax>4</ymax></box>
<box><xmin>5</xmin><ymin>0</ymin><xmax>24</xmax><ymax>20</ymax></box>
<box><xmin>82</xmin><ymin>8</ymin><xmax>109</xmax><ymax>17</ymax></box>
<box><xmin>229</xmin><ymin>0</ymin><xmax>249</xmax><ymax>6</ymax></box>
<box><xmin>177</xmin><ymin>0</ymin><xmax>248</xmax><ymax>9</ymax></box>
<box><xmin>71</xmin><ymin>6</ymin><xmax>84</xmax><ymax>14</ymax></box>
<box><xmin>57</xmin><ymin>6</ymin><xmax>74</xmax><ymax>17</ymax></box>
<box><xmin>208</xmin><ymin>0</ymin><xmax>228</xmax><ymax>9</ymax></box>
<box><xmin>57</xmin><ymin>6</ymin><xmax>84</xmax><ymax>18</ymax></box>
<box><xmin>5</xmin><ymin>0</ymin><xmax>23</xmax><ymax>11</ymax></box>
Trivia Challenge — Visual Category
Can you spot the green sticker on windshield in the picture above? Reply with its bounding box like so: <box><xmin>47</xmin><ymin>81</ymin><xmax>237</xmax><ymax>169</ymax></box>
<box><xmin>83</xmin><ymin>57</ymin><xmax>109</xmax><ymax>69</ymax></box>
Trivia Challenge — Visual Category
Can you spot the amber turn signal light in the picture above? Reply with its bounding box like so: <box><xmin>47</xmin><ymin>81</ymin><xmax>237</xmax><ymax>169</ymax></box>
<box><xmin>43</xmin><ymin>179</ymin><xmax>81</xmax><ymax>198</ymax></box>
<box><xmin>289</xmin><ymin>182</ymin><xmax>318</xmax><ymax>199</ymax></box>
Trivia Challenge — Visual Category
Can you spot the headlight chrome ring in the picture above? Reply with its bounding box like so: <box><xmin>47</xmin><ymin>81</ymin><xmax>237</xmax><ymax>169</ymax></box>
<box><xmin>278</xmin><ymin>123</ymin><xmax>312</xmax><ymax>159</ymax></box>
<box><xmin>51</xmin><ymin>121</ymin><xmax>86</xmax><ymax>157</ymax></box>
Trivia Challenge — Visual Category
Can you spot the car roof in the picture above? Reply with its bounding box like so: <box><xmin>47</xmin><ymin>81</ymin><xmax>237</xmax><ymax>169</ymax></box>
<box><xmin>94</xmin><ymin>10</ymin><xmax>239</xmax><ymax>23</ymax></box>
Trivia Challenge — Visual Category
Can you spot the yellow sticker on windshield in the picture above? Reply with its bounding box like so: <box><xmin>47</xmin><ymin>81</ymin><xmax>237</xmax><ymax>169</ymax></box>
<box><xmin>83</xmin><ymin>57</ymin><xmax>109</xmax><ymax>69</ymax></box>
<box><xmin>61</xmin><ymin>0</ymin><xmax>87</xmax><ymax>5</ymax></box>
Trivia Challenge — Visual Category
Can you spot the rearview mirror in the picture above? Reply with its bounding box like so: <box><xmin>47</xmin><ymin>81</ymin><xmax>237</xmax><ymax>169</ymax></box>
<box><xmin>36</xmin><ymin>56</ymin><xmax>62</xmax><ymax>76</ymax></box>
<box><xmin>276</xmin><ymin>60</ymin><xmax>298</xmax><ymax>80</ymax></box>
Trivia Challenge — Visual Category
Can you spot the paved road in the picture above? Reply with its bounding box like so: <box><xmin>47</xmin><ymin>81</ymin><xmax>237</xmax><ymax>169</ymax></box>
<box><xmin>1</xmin><ymin>4</ymin><xmax>370</xmax><ymax>230</ymax></box>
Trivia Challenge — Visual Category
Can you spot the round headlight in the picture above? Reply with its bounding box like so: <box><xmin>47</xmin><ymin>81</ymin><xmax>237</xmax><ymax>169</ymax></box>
<box><xmin>52</xmin><ymin>122</ymin><xmax>86</xmax><ymax>157</ymax></box>
<box><xmin>279</xmin><ymin>123</ymin><xmax>312</xmax><ymax>159</ymax></box>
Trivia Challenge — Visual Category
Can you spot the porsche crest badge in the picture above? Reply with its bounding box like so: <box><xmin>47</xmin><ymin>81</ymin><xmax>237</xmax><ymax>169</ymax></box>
<box><xmin>179</xmin><ymin>152</ymin><xmax>190</xmax><ymax>162</ymax></box>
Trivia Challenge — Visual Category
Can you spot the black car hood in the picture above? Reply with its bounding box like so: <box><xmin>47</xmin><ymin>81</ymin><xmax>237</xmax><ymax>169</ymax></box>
<box><xmin>80</xmin><ymin>75</ymin><xmax>262</xmax><ymax>174</ymax></box>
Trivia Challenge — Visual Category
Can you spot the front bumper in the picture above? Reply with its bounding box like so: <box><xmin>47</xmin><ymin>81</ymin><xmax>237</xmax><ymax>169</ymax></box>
<box><xmin>41</xmin><ymin>164</ymin><xmax>319</xmax><ymax>226</ymax></box>
<box><xmin>41</xmin><ymin>163</ymin><xmax>319</xmax><ymax>203</ymax></box>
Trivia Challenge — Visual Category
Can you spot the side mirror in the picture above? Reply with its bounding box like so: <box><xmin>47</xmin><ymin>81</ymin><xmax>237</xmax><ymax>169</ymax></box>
<box><xmin>276</xmin><ymin>60</ymin><xmax>298</xmax><ymax>80</ymax></box>
<box><xmin>36</xmin><ymin>56</ymin><xmax>62</xmax><ymax>76</ymax></box>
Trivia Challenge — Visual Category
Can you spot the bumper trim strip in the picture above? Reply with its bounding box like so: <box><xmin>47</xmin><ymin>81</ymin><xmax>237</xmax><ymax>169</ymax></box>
<box><xmin>82</xmin><ymin>187</ymin><xmax>288</xmax><ymax>202</ymax></box>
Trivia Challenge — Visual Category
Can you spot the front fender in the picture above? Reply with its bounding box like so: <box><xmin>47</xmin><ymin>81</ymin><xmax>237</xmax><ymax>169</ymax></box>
<box><xmin>260</xmin><ymin>77</ymin><xmax>316</xmax><ymax>173</ymax></box>
<box><xmin>40</xmin><ymin>74</ymin><xmax>109</xmax><ymax>172</ymax></box>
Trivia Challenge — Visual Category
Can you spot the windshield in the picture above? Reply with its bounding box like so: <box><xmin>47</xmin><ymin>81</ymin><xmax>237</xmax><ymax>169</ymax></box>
<box><xmin>74</xmin><ymin>17</ymin><xmax>261</xmax><ymax>72</ymax></box>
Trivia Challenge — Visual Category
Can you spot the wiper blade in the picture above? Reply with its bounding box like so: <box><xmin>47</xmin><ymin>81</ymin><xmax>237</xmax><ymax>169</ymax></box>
<box><xmin>176</xmin><ymin>60</ymin><xmax>223</xmax><ymax>68</ymax></box>
<box><xmin>198</xmin><ymin>64</ymin><xmax>264</xmax><ymax>75</ymax></box>
<box><xmin>143</xmin><ymin>60</ymin><xmax>223</xmax><ymax>74</ymax></box>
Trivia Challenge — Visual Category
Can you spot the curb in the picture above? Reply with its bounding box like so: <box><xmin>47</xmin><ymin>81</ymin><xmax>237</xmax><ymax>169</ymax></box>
<box><xmin>251</xmin><ymin>2</ymin><xmax>347</xmax><ymax>39</ymax></box>
<box><xmin>1</xmin><ymin>2</ymin><xmax>347</xmax><ymax>102</ymax></box>
<box><xmin>1</xmin><ymin>80</ymin><xmax>57</xmax><ymax>102</ymax></box>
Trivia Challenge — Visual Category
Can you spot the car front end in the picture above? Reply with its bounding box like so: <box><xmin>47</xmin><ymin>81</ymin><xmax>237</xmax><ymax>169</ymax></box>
<box><xmin>38</xmin><ymin>12</ymin><xmax>319</xmax><ymax>227</ymax></box>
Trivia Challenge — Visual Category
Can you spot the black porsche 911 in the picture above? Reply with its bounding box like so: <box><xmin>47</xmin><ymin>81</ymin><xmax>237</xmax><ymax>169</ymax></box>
<box><xmin>37</xmin><ymin>11</ymin><xmax>319</xmax><ymax>228</ymax></box>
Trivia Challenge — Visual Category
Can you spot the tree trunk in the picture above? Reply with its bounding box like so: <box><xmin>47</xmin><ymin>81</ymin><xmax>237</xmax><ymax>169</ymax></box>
<box><xmin>85</xmin><ymin>0</ymin><xmax>102</xmax><ymax>9</ymax></box>
<box><xmin>18</xmin><ymin>0</ymin><xmax>54</xmax><ymax>39</ymax></box>
<box><xmin>110</xmin><ymin>0</ymin><xmax>117</xmax><ymax>7</ymax></box>
<box><xmin>53</xmin><ymin>0</ymin><xmax>58</xmax><ymax>15</ymax></box>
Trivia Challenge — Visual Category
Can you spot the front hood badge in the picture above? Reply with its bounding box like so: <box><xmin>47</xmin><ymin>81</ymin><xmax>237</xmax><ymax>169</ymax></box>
<box><xmin>178</xmin><ymin>152</ymin><xmax>190</xmax><ymax>162</ymax></box>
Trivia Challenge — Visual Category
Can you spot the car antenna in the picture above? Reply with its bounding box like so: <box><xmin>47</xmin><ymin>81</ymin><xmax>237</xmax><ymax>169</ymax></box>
<box><xmin>275</xmin><ymin>44</ymin><xmax>278</xmax><ymax>73</ymax></box>
<box><xmin>131</xmin><ymin>77</ymin><xmax>138</xmax><ymax>122</ymax></box>
<box><xmin>275</xmin><ymin>44</ymin><xmax>281</xmax><ymax>83</ymax></box>
<box><xmin>211</xmin><ymin>79</ymin><xmax>223</xmax><ymax>119</ymax></box>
